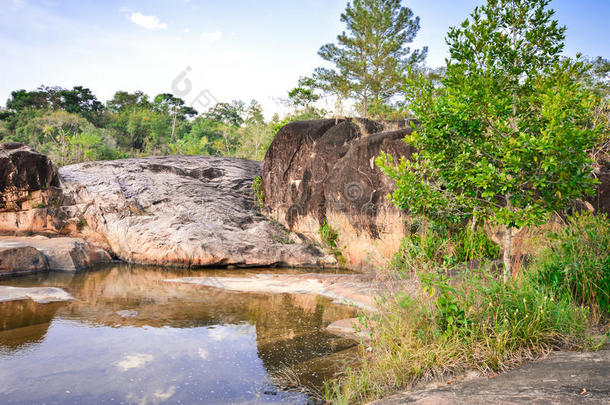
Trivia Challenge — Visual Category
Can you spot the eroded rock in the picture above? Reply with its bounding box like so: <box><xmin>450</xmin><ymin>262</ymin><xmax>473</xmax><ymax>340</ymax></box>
<box><xmin>57</xmin><ymin>156</ymin><xmax>334</xmax><ymax>267</ymax></box>
<box><xmin>0</xmin><ymin>142</ymin><xmax>59</xmax><ymax>212</ymax></box>
<box><xmin>262</xmin><ymin>119</ymin><xmax>412</xmax><ymax>269</ymax></box>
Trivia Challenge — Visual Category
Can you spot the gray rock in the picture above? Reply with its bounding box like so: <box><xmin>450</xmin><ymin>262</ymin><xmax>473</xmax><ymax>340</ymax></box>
<box><xmin>58</xmin><ymin>155</ymin><xmax>335</xmax><ymax>268</ymax></box>
<box><xmin>370</xmin><ymin>346</ymin><xmax>610</xmax><ymax>405</ymax></box>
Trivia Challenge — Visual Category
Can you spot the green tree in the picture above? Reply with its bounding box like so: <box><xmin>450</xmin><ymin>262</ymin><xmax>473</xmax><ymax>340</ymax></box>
<box><xmin>314</xmin><ymin>0</ymin><xmax>427</xmax><ymax>117</ymax></box>
<box><xmin>378</xmin><ymin>0</ymin><xmax>602</xmax><ymax>281</ymax></box>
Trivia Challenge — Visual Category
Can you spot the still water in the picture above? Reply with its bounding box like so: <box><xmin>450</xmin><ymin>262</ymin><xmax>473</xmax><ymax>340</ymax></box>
<box><xmin>0</xmin><ymin>265</ymin><xmax>358</xmax><ymax>404</ymax></box>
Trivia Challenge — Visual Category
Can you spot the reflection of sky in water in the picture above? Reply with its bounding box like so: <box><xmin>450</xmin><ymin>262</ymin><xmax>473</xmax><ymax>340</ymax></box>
<box><xmin>0</xmin><ymin>320</ymin><xmax>305</xmax><ymax>404</ymax></box>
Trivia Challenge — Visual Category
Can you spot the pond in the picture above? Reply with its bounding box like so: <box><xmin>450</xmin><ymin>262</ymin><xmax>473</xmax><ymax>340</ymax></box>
<box><xmin>0</xmin><ymin>264</ymin><xmax>359</xmax><ymax>404</ymax></box>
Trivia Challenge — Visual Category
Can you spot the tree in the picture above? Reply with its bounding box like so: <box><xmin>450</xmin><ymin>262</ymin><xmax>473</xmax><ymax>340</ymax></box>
<box><xmin>314</xmin><ymin>0</ymin><xmax>427</xmax><ymax>117</ymax></box>
<box><xmin>377</xmin><ymin>0</ymin><xmax>602</xmax><ymax>282</ymax></box>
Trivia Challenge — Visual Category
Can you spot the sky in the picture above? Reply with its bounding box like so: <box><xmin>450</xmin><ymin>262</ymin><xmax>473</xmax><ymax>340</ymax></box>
<box><xmin>1</xmin><ymin>0</ymin><xmax>609</xmax><ymax>116</ymax></box>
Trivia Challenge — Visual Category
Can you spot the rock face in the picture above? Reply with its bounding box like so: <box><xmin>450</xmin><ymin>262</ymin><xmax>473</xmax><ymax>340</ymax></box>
<box><xmin>56</xmin><ymin>156</ymin><xmax>334</xmax><ymax>267</ymax></box>
<box><xmin>0</xmin><ymin>142</ymin><xmax>59</xmax><ymax>212</ymax></box>
<box><xmin>262</xmin><ymin>119</ymin><xmax>414</xmax><ymax>269</ymax></box>
<box><xmin>0</xmin><ymin>143</ymin><xmax>334</xmax><ymax>268</ymax></box>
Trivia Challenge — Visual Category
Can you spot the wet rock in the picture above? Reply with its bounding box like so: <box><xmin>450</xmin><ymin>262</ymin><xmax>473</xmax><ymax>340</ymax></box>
<box><xmin>0</xmin><ymin>236</ymin><xmax>111</xmax><ymax>272</ymax></box>
<box><xmin>165</xmin><ymin>272</ymin><xmax>379</xmax><ymax>311</ymax></box>
<box><xmin>262</xmin><ymin>119</ymin><xmax>413</xmax><ymax>270</ymax></box>
<box><xmin>0</xmin><ymin>286</ymin><xmax>74</xmax><ymax>304</ymax></box>
<box><xmin>0</xmin><ymin>244</ymin><xmax>48</xmax><ymax>276</ymax></box>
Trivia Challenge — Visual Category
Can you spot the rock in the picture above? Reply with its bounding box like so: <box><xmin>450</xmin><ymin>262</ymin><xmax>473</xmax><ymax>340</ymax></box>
<box><xmin>0</xmin><ymin>286</ymin><xmax>74</xmax><ymax>304</ymax></box>
<box><xmin>262</xmin><ymin>119</ymin><xmax>413</xmax><ymax>269</ymax></box>
<box><xmin>165</xmin><ymin>272</ymin><xmax>379</xmax><ymax>311</ymax></box>
<box><xmin>0</xmin><ymin>142</ymin><xmax>59</xmax><ymax>212</ymax></box>
<box><xmin>370</xmin><ymin>345</ymin><xmax>610</xmax><ymax>405</ymax></box>
<box><xmin>326</xmin><ymin>318</ymin><xmax>371</xmax><ymax>341</ymax></box>
<box><xmin>57</xmin><ymin>155</ymin><xmax>334</xmax><ymax>268</ymax></box>
<box><xmin>0</xmin><ymin>236</ymin><xmax>111</xmax><ymax>272</ymax></box>
<box><xmin>0</xmin><ymin>244</ymin><xmax>48</xmax><ymax>276</ymax></box>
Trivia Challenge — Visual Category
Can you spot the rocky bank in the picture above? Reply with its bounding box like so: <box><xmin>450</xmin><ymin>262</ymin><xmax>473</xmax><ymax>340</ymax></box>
<box><xmin>0</xmin><ymin>143</ymin><xmax>334</xmax><ymax>269</ymax></box>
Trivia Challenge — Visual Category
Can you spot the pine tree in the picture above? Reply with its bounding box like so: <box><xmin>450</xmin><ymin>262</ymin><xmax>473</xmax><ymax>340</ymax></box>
<box><xmin>315</xmin><ymin>0</ymin><xmax>427</xmax><ymax>117</ymax></box>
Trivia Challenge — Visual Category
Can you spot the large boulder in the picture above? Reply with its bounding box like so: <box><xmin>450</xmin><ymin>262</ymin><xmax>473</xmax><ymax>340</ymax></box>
<box><xmin>0</xmin><ymin>142</ymin><xmax>59</xmax><ymax>212</ymax></box>
<box><xmin>262</xmin><ymin>119</ymin><xmax>413</xmax><ymax>269</ymax></box>
<box><xmin>55</xmin><ymin>156</ymin><xmax>334</xmax><ymax>267</ymax></box>
<box><xmin>0</xmin><ymin>245</ymin><xmax>48</xmax><ymax>277</ymax></box>
<box><xmin>0</xmin><ymin>236</ymin><xmax>110</xmax><ymax>272</ymax></box>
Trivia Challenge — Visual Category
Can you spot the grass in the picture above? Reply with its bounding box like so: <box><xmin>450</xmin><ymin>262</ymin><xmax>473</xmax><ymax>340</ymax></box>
<box><xmin>325</xmin><ymin>213</ymin><xmax>608</xmax><ymax>404</ymax></box>
<box><xmin>252</xmin><ymin>176</ymin><xmax>265</xmax><ymax>210</ymax></box>
<box><xmin>319</xmin><ymin>219</ymin><xmax>346</xmax><ymax>266</ymax></box>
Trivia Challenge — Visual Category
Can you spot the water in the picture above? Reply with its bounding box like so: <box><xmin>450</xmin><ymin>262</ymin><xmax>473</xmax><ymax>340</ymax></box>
<box><xmin>0</xmin><ymin>265</ymin><xmax>359</xmax><ymax>404</ymax></box>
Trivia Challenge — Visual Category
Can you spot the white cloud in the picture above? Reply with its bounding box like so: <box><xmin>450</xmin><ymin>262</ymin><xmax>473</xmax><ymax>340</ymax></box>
<box><xmin>201</xmin><ymin>30</ymin><xmax>222</xmax><ymax>43</ymax></box>
<box><xmin>184</xmin><ymin>27</ymin><xmax>191</xmax><ymax>33</ymax></box>
<box><xmin>116</xmin><ymin>353</ymin><xmax>154</xmax><ymax>371</ymax></box>
<box><xmin>128</xmin><ymin>12</ymin><xmax>167</xmax><ymax>30</ymax></box>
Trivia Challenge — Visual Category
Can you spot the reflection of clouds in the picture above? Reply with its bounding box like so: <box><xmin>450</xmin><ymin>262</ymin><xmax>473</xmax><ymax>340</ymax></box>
<box><xmin>197</xmin><ymin>347</ymin><xmax>209</xmax><ymax>360</ymax></box>
<box><xmin>126</xmin><ymin>385</ymin><xmax>176</xmax><ymax>405</ymax></box>
<box><xmin>116</xmin><ymin>353</ymin><xmax>153</xmax><ymax>371</ymax></box>
<box><xmin>154</xmin><ymin>385</ymin><xmax>176</xmax><ymax>401</ymax></box>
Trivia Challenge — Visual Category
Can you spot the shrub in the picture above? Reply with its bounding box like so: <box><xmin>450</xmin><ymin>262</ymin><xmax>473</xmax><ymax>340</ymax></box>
<box><xmin>252</xmin><ymin>176</ymin><xmax>264</xmax><ymax>209</ymax></box>
<box><xmin>319</xmin><ymin>219</ymin><xmax>345</xmax><ymax>265</ymax></box>
<box><xmin>533</xmin><ymin>212</ymin><xmax>610</xmax><ymax>322</ymax></box>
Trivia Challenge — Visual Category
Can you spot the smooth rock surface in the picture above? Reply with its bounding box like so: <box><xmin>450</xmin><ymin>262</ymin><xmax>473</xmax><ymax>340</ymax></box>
<box><xmin>165</xmin><ymin>272</ymin><xmax>379</xmax><ymax>311</ymax></box>
<box><xmin>371</xmin><ymin>346</ymin><xmax>610</xmax><ymax>405</ymax></box>
<box><xmin>57</xmin><ymin>155</ymin><xmax>335</xmax><ymax>267</ymax></box>
<box><xmin>0</xmin><ymin>286</ymin><xmax>74</xmax><ymax>303</ymax></box>
<box><xmin>0</xmin><ymin>236</ymin><xmax>111</xmax><ymax>271</ymax></box>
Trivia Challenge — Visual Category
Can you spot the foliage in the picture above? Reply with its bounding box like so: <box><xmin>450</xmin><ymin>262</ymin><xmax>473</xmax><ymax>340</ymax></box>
<box><xmin>319</xmin><ymin>219</ymin><xmax>345</xmax><ymax>265</ymax></box>
<box><xmin>0</xmin><ymin>87</ymin><xmax>283</xmax><ymax>164</ymax></box>
<box><xmin>533</xmin><ymin>212</ymin><xmax>610</xmax><ymax>322</ymax></box>
<box><xmin>314</xmin><ymin>0</ymin><xmax>427</xmax><ymax>117</ymax></box>
<box><xmin>390</xmin><ymin>219</ymin><xmax>499</xmax><ymax>274</ymax></box>
<box><xmin>252</xmin><ymin>176</ymin><xmax>265</xmax><ymax>209</ymax></box>
<box><xmin>327</xmin><ymin>267</ymin><xmax>591</xmax><ymax>404</ymax></box>
<box><xmin>377</xmin><ymin>0</ymin><xmax>602</xmax><ymax>281</ymax></box>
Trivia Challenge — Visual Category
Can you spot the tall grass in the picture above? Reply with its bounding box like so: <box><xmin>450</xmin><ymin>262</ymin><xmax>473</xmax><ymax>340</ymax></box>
<box><xmin>326</xmin><ymin>269</ymin><xmax>590</xmax><ymax>404</ymax></box>
<box><xmin>326</xmin><ymin>214</ymin><xmax>607</xmax><ymax>404</ymax></box>
<box><xmin>533</xmin><ymin>212</ymin><xmax>610</xmax><ymax>322</ymax></box>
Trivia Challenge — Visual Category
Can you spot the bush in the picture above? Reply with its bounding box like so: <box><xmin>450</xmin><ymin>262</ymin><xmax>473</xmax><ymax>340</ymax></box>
<box><xmin>533</xmin><ymin>212</ymin><xmax>610</xmax><ymax>322</ymax></box>
<box><xmin>390</xmin><ymin>219</ymin><xmax>499</xmax><ymax>274</ymax></box>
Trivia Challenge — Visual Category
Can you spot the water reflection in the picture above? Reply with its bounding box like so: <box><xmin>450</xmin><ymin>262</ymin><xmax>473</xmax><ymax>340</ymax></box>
<box><xmin>0</xmin><ymin>264</ymin><xmax>357</xmax><ymax>404</ymax></box>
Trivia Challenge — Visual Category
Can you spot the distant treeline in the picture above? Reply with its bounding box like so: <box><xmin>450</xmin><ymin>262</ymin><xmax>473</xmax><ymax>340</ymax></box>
<box><xmin>0</xmin><ymin>86</ymin><xmax>326</xmax><ymax>165</ymax></box>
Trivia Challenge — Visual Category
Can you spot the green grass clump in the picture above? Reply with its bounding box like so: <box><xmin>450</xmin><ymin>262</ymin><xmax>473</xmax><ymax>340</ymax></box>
<box><xmin>319</xmin><ymin>219</ymin><xmax>345</xmax><ymax>266</ymax></box>
<box><xmin>252</xmin><ymin>176</ymin><xmax>265</xmax><ymax>209</ymax></box>
<box><xmin>533</xmin><ymin>212</ymin><xmax>610</xmax><ymax>322</ymax></box>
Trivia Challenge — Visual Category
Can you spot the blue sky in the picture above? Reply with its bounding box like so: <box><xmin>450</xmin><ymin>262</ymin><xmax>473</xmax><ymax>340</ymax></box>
<box><xmin>1</xmin><ymin>0</ymin><xmax>608</xmax><ymax>115</ymax></box>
